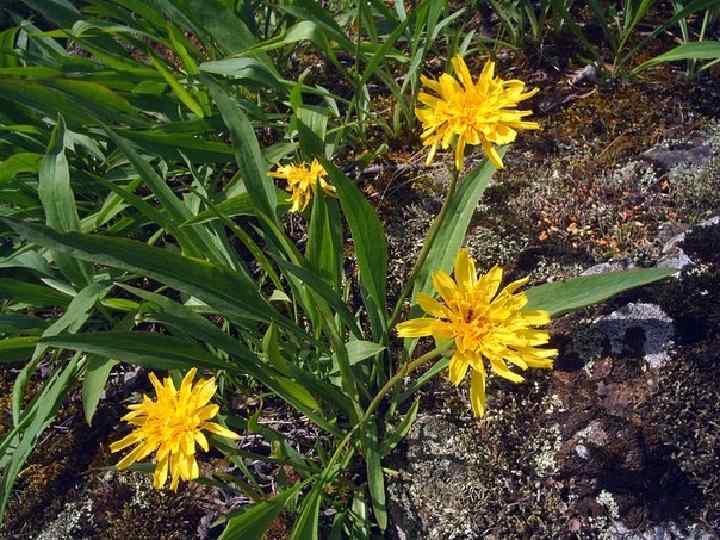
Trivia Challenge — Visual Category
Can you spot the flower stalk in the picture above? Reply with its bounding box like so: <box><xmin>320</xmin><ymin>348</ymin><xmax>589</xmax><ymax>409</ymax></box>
<box><xmin>388</xmin><ymin>163</ymin><xmax>460</xmax><ymax>332</ymax></box>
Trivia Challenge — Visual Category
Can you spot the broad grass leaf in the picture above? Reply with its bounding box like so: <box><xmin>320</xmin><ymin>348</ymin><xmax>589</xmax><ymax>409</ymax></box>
<box><xmin>635</xmin><ymin>41</ymin><xmax>720</xmax><ymax>72</ymax></box>
<box><xmin>346</xmin><ymin>340</ymin><xmax>385</xmax><ymax>365</ymax></box>
<box><xmin>205</xmin><ymin>78</ymin><xmax>278</xmax><ymax>222</ymax></box>
<box><xmin>290</xmin><ymin>482</ymin><xmax>323</xmax><ymax>540</ymax></box>
<box><xmin>0</xmin><ymin>355</ymin><xmax>80</xmax><ymax>522</ymax></box>
<box><xmin>322</xmin><ymin>161</ymin><xmax>387</xmax><ymax>335</ymax></box>
<box><xmin>307</xmin><ymin>190</ymin><xmax>342</xmax><ymax>291</ymax></box>
<box><xmin>81</xmin><ymin>314</ymin><xmax>134</xmax><ymax>425</ymax></box>
<box><xmin>364</xmin><ymin>423</ymin><xmax>387</xmax><ymax>530</ymax></box>
<box><xmin>411</xmin><ymin>153</ymin><xmax>501</xmax><ymax>299</ymax></box>
<box><xmin>3</xmin><ymin>220</ymin><xmax>293</xmax><ymax>330</ymax></box>
<box><xmin>0</xmin><ymin>337</ymin><xmax>40</xmax><ymax>364</ymax></box>
<box><xmin>524</xmin><ymin>267</ymin><xmax>675</xmax><ymax>316</ymax></box>
<box><xmin>121</xmin><ymin>286</ymin><xmax>344</xmax><ymax>432</ymax></box>
<box><xmin>381</xmin><ymin>398</ymin><xmax>419</xmax><ymax>456</ymax></box>
<box><xmin>82</xmin><ymin>354</ymin><xmax>117</xmax><ymax>425</ymax></box>
<box><xmin>275</xmin><ymin>259</ymin><xmax>362</xmax><ymax>339</ymax></box>
<box><xmin>220</xmin><ymin>483</ymin><xmax>302</xmax><ymax>540</ymax></box>
<box><xmin>13</xmin><ymin>279</ymin><xmax>111</xmax><ymax>425</ymax></box>
<box><xmin>0</xmin><ymin>153</ymin><xmax>41</xmax><ymax>183</ymax></box>
<box><xmin>38</xmin><ymin>117</ymin><xmax>90</xmax><ymax>286</ymax></box>
<box><xmin>42</xmin><ymin>331</ymin><xmax>229</xmax><ymax>371</ymax></box>
<box><xmin>0</xmin><ymin>314</ymin><xmax>48</xmax><ymax>334</ymax></box>
<box><xmin>104</xmin><ymin>126</ymin><xmax>231</xmax><ymax>266</ymax></box>
<box><xmin>0</xmin><ymin>278</ymin><xmax>71</xmax><ymax>307</ymax></box>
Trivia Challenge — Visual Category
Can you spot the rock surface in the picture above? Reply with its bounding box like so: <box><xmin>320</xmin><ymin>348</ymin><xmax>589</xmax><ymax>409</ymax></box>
<box><xmin>387</xmin><ymin>142</ymin><xmax>720</xmax><ymax>538</ymax></box>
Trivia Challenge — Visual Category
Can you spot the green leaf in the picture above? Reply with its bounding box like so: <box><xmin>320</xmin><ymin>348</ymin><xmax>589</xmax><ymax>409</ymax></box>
<box><xmin>634</xmin><ymin>41</ymin><xmax>720</xmax><ymax>72</ymax></box>
<box><xmin>0</xmin><ymin>355</ymin><xmax>80</xmax><ymax>522</ymax></box>
<box><xmin>200</xmin><ymin>58</ymin><xmax>283</xmax><ymax>90</ymax></box>
<box><xmin>13</xmin><ymin>280</ymin><xmax>111</xmax><ymax>424</ymax></box>
<box><xmin>0</xmin><ymin>278</ymin><xmax>71</xmax><ymax>307</ymax></box>
<box><xmin>365</xmin><ymin>423</ymin><xmax>387</xmax><ymax>530</ymax></box>
<box><xmin>346</xmin><ymin>340</ymin><xmax>385</xmax><ymax>365</ymax></box>
<box><xmin>81</xmin><ymin>314</ymin><xmax>134</xmax><ymax>425</ymax></box>
<box><xmin>275</xmin><ymin>259</ymin><xmax>362</xmax><ymax>339</ymax></box>
<box><xmin>220</xmin><ymin>483</ymin><xmax>302</xmax><ymax>540</ymax></box>
<box><xmin>0</xmin><ymin>336</ymin><xmax>39</xmax><ymax>364</ymax></box>
<box><xmin>0</xmin><ymin>153</ymin><xmax>42</xmax><ymax>183</ymax></box>
<box><xmin>395</xmin><ymin>357</ymin><xmax>449</xmax><ymax>405</ymax></box>
<box><xmin>123</xmin><ymin>285</ymin><xmax>343</xmax><ymax>432</ymax></box>
<box><xmin>148</xmin><ymin>53</ymin><xmax>205</xmax><ymax>118</ymax></box>
<box><xmin>0</xmin><ymin>314</ymin><xmax>48</xmax><ymax>334</ymax></box>
<box><xmin>103</xmin><ymin>126</ymin><xmax>225</xmax><ymax>263</ymax></box>
<box><xmin>82</xmin><ymin>354</ymin><xmax>117</xmax><ymax>425</ymax></box>
<box><xmin>42</xmin><ymin>331</ymin><xmax>229</xmax><ymax>371</ymax></box>
<box><xmin>3</xmin><ymin>220</ymin><xmax>292</xmax><ymax>330</ymax></box>
<box><xmin>290</xmin><ymin>483</ymin><xmax>323</xmax><ymax>540</ymax></box>
<box><xmin>205</xmin><ymin>77</ymin><xmax>278</xmax><ymax>222</ymax></box>
<box><xmin>412</xmin><ymin>154</ymin><xmax>500</xmax><ymax>298</ymax></box>
<box><xmin>524</xmin><ymin>267</ymin><xmax>675</xmax><ymax>316</ymax></box>
<box><xmin>322</xmin><ymin>161</ymin><xmax>387</xmax><ymax>335</ymax></box>
<box><xmin>117</xmin><ymin>129</ymin><xmax>234</xmax><ymax>163</ymax></box>
<box><xmin>184</xmin><ymin>191</ymin><xmax>291</xmax><ymax>226</ymax></box>
<box><xmin>38</xmin><ymin>116</ymin><xmax>89</xmax><ymax>286</ymax></box>
<box><xmin>307</xmin><ymin>190</ymin><xmax>342</xmax><ymax>292</ymax></box>
<box><xmin>382</xmin><ymin>399</ymin><xmax>419</xmax><ymax>456</ymax></box>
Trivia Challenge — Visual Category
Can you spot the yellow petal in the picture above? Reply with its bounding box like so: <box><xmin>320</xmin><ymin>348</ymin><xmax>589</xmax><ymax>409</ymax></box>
<box><xmin>448</xmin><ymin>351</ymin><xmax>470</xmax><ymax>385</ymax></box>
<box><xmin>483</xmin><ymin>141</ymin><xmax>504</xmax><ymax>169</ymax></box>
<box><xmin>451</xmin><ymin>55</ymin><xmax>474</xmax><ymax>90</ymax></box>
<box><xmin>453</xmin><ymin>249</ymin><xmax>476</xmax><ymax>290</ymax></box>
<box><xmin>116</xmin><ymin>444</ymin><xmax>145</xmax><ymax>470</ymax></box>
<box><xmin>202</xmin><ymin>421</ymin><xmax>240</xmax><ymax>440</ymax></box>
<box><xmin>454</xmin><ymin>133</ymin><xmax>466</xmax><ymax>172</ymax></box>
<box><xmin>196</xmin><ymin>403</ymin><xmax>219</xmax><ymax>422</ymax></box>
<box><xmin>192</xmin><ymin>378</ymin><xmax>217</xmax><ymax>408</ymax></box>
<box><xmin>153</xmin><ymin>455</ymin><xmax>169</xmax><ymax>489</ymax></box>
<box><xmin>489</xmin><ymin>357</ymin><xmax>524</xmax><ymax>383</ymax></box>
<box><xmin>479</xmin><ymin>266</ymin><xmax>503</xmax><ymax>301</ymax></box>
<box><xmin>521</xmin><ymin>309</ymin><xmax>551</xmax><ymax>325</ymax></box>
<box><xmin>416</xmin><ymin>292</ymin><xmax>447</xmax><ymax>318</ymax></box>
<box><xmin>432</xmin><ymin>271</ymin><xmax>458</xmax><ymax>305</ymax></box>
<box><xmin>194</xmin><ymin>431</ymin><xmax>209</xmax><ymax>452</ymax></box>
<box><xmin>396</xmin><ymin>317</ymin><xmax>438</xmax><ymax>338</ymax></box>
<box><xmin>470</xmin><ymin>368</ymin><xmax>486</xmax><ymax>417</ymax></box>
<box><xmin>179</xmin><ymin>367</ymin><xmax>197</xmax><ymax>399</ymax></box>
<box><xmin>110</xmin><ymin>431</ymin><xmax>144</xmax><ymax>453</ymax></box>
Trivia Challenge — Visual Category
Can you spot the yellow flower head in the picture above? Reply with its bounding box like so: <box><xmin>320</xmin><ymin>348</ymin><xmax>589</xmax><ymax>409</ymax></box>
<box><xmin>416</xmin><ymin>55</ymin><xmax>540</xmax><ymax>171</ymax></box>
<box><xmin>269</xmin><ymin>158</ymin><xmax>336</xmax><ymax>212</ymax></box>
<box><xmin>397</xmin><ymin>250</ymin><xmax>557</xmax><ymax>416</ymax></box>
<box><xmin>110</xmin><ymin>368</ymin><xmax>239</xmax><ymax>490</ymax></box>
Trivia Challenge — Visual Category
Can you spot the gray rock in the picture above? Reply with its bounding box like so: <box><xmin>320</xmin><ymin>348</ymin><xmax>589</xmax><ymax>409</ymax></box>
<box><xmin>643</xmin><ymin>142</ymin><xmax>713</xmax><ymax>171</ymax></box>
<box><xmin>581</xmin><ymin>259</ymin><xmax>635</xmax><ymax>276</ymax></box>
<box><xmin>657</xmin><ymin>215</ymin><xmax>720</xmax><ymax>274</ymax></box>
<box><xmin>597</xmin><ymin>303</ymin><xmax>675</xmax><ymax>368</ymax></box>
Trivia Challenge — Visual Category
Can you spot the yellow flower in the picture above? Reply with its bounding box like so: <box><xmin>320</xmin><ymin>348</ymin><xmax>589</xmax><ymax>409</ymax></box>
<box><xmin>111</xmin><ymin>368</ymin><xmax>239</xmax><ymax>490</ymax></box>
<box><xmin>416</xmin><ymin>55</ymin><xmax>540</xmax><ymax>171</ymax></box>
<box><xmin>397</xmin><ymin>250</ymin><xmax>557</xmax><ymax>416</ymax></box>
<box><xmin>269</xmin><ymin>159</ymin><xmax>336</xmax><ymax>212</ymax></box>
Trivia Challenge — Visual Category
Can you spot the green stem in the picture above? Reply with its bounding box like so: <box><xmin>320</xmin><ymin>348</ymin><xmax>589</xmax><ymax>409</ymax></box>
<box><xmin>324</xmin><ymin>342</ymin><xmax>451</xmax><ymax>469</ymax></box>
<box><xmin>388</xmin><ymin>164</ymin><xmax>460</xmax><ymax>331</ymax></box>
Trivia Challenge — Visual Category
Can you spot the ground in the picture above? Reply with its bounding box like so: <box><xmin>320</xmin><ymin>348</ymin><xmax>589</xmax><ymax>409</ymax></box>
<box><xmin>3</xmin><ymin>61</ymin><xmax>720</xmax><ymax>539</ymax></box>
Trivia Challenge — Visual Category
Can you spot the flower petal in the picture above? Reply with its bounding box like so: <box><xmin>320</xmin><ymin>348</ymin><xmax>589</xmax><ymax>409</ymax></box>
<box><xmin>202</xmin><ymin>421</ymin><xmax>241</xmax><ymax>440</ymax></box>
<box><xmin>470</xmin><ymin>368</ymin><xmax>486</xmax><ymax>417</ymax></box>
<box><xmin>448</xmin><ymin>351</ymin><xmax>470</xmax><ymax>385</ymax></box>
<box><xmin>396</xmin><ymin>317</ymin><xmax>438</xmax><ymax>338</ymax></box>
<box><xmin>453</xmin><ymin>249</ymin><xmax>476</xmax><ymax>290</ymax></box>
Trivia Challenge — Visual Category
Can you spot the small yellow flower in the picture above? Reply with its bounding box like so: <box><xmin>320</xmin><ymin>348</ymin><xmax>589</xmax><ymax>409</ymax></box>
<box><xmin>416</xmin><ymin>55</ymin><xmax>540</xmax><ymax>171</ymax></box>
<box><xmin>269</xmin><ymin>159</ymin><xmax>336</xmax><ymax>212</ymax></box>
<box><xmin>397</xmin><ymin>250</ymin><xmax>557</xmax><ymax>416</ymax></box>
<box><xmin>111</xmin><ymin>368</ymin><xmax>239</xmax><ymax>490</ymax></box>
